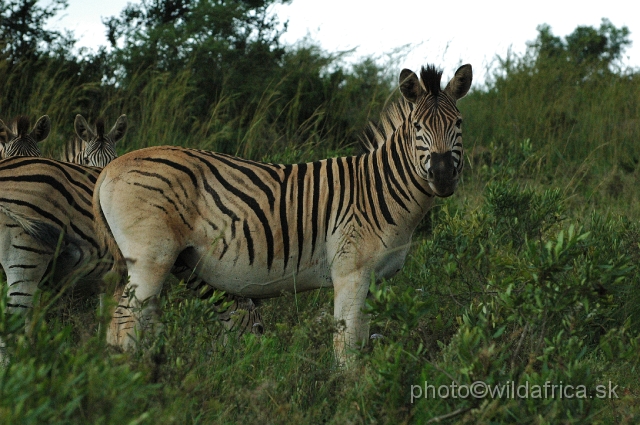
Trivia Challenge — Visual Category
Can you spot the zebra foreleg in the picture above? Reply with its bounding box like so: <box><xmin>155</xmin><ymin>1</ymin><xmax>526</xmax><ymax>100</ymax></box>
<box><xmin>332</xmin><ymin>271</ymin><xmax>371</xmax><ymax>366</ymax></box>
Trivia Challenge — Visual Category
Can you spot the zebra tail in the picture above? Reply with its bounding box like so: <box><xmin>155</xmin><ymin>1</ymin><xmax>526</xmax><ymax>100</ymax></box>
<box><xmin>92</xmin><ymin>170</ymin><xmax>127</xmax><ymax>281</ymax></box>
<box><xmin>0</xmin><ymin>206</ymin><xmax>62</xmax><ymax>250</ymax></box>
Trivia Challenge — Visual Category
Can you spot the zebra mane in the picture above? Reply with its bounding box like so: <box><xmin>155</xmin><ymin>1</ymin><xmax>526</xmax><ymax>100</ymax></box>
<box><xmin>95</xmin><ymin>118</ymin><xmax>106</xmax><ymax>138</ymax></box>
<box><xmin>15</xmin><ymin>115</ymin><xmax>30</xmax><ymax>136</ymax></box>
<box><xmin>420</xmin><ymin>65</ymin><xmax>443</xmax><ymax>96</ymax></box>
<box><xmin>358</xmin><ymin>98</ymin><xmax>412</xmax><ymax>153</ymax></box>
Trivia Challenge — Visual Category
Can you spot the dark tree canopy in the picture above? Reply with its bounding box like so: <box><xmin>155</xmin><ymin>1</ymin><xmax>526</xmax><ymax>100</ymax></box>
<box><xmin>0</xmin><ymin>0</ymin><xmax>74</xmax><ymax>63</ymax></box>
<box><xmin>104</xmin><ymin>0</ymin><xmax>289</xmax><ymax>76</ymax></box>
<box><xmin>528</xmin><ymin>18</ymin><xmax>631</xmax><ymax>75</ymax></box>
<box><xmin>0</xmin><ymin>0</ymin><xmax>394</xmax><ymax>157</ymax></box>
<box><xmin>100</xmin><ymin>0</ymin><xmax>295</xmax><ymax>122</ymax></box>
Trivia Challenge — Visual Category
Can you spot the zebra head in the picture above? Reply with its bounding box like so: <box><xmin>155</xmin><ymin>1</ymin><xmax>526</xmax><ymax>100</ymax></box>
<box><xmin>74</xmin><ymin>114</ymin><xmax>128</xmax><ymax>167</ymax></box>
<box><xmin>0</xmin><ymin>115</ymin><xmax>51</xmax><ymax>159</ymax></box>
<box><xmin>400</xmin><ymin>64</ymin><xmax>472</xmax><ymax>197</ymax></box>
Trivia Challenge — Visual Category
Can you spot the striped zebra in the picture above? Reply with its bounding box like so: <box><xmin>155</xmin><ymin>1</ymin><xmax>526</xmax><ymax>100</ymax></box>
<box><xmin>93</xmin><ymin>64</ymin><xmax>472</xmax><ymax>363</ymax></box>
<box><xmin>0</xmin><ymin>116</ymin><xmax>261</xmax><ymax>356</ymax></box>
<box><xmin>0</xmin><ymin>115</ymin><xmax>51</xmax><ymax>159</ymax></box>
<box><xmin>61</xmin><ymin>115</ymin><xmax>128</xmax><ymax>167</ymax></box>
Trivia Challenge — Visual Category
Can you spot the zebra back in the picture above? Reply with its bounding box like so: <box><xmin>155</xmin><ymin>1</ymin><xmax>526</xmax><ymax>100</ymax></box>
<box><xmin>0</xmin><ymin>115</ymin><xmax>51</xmax><ymax>159</ymax></box>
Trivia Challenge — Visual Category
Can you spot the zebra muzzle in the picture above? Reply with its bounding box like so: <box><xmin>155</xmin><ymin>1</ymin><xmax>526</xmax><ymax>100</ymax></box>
<box><xmin>427</xmin><ymin>151</ymin><xmax>458</xmax><ymax>197</ymax></box>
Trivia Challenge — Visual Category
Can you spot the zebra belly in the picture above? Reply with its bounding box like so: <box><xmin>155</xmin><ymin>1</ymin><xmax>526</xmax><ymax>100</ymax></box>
<box><xmin>184</xmin><ymin>248</ymin><xmax>333</xmax><ymax>298</ymax></box>
<box><xmin>373</xmin><ymin>243</ymin><xmax>412</xmax><ymax>280</ymax></box>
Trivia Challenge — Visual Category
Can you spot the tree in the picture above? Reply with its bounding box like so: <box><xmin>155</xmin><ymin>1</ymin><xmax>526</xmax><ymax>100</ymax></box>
<box><xmin>527</xmin><ymin>18</ymin><xmax>631</xmax><ymax>77</ymax></box>
<box><xmin>103</xmin><ymin>0</ymin><xmax>291</xmax><ymax>104</ymax></box>
<box><xmin>0</xmin><ymin>0</ymin><xmax>73</xmax><ymax>63</ymax></box>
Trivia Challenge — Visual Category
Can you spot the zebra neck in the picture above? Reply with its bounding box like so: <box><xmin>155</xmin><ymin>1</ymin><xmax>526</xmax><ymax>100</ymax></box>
<box><xmin>347</xmin><ymin>141</ymin><xmax>435</xmax><ymax>235</ymax></box>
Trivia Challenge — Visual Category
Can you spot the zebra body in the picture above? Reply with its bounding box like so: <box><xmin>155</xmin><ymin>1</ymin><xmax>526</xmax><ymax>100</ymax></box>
<box><xmin>102</xmin><ymin>149</ymin><xmax>420</xmax><ymax>297</ymax></box>
<box><xmin>0</xmin><ymin>115</ymin><xmax>51</xmax><ymax>159</ymax></box>
<box><xmin>0</xmin><ymin>155</ymin><xmax>261</xmax><ymax>331</ymax></box>
<box><xmin>94</xmin><ymin>64</ymin><xmax>472</xmax><ymax>363</ymax></box>
<box><xmin>0</xmin><ymin>158</ymin><xmax>106</xmax><ymax>313</ymax></box>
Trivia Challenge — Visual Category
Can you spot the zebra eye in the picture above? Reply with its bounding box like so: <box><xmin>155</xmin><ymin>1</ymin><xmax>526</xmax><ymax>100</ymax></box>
<box><xmin>455</xmin><ymin>118</ymin><xmax>463</xmax><ymax>128</ymax></box>
<box><xmin>413</xmin><ymin>122</ymin><xmax>422</xmax><ymax>131</ymax></box>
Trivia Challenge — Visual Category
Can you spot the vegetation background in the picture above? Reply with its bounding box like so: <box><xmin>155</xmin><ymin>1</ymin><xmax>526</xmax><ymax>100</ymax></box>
<box><xmin>1</xmin><ymin>0</ymin><xmax>640</xmax><ymax>423</ymax></box>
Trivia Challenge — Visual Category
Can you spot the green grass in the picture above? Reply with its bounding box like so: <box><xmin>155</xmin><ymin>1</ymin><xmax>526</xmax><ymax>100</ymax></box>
<box><xmin>2</xmin><ymin>52</ymin><xmax>640</xmax><ymax>424</ymax></box>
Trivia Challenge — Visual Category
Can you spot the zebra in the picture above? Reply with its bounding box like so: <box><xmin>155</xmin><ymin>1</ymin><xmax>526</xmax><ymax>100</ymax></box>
<box><xmin>0</xmin><ymin>158</ymin><xmax>106</xmax><ymax>367</ymax></box>
<box><xmin>0</xmin><ymin>115</ymin><xmax>51</xmax><ymax>159</ymax></box>
<box><xmin>61</xmin><ymin>114</ymin><xmax>128</xmax><ymax>167</ymax></box>
<box><xmin>93</xmin><ymin>64</ymin><xmax>472</xmax><ymax>364</ymax></box>
<box><xmin>0</xmin><ymin>116</ymin><xmax>129</xmax><ymax>313</ymax></box>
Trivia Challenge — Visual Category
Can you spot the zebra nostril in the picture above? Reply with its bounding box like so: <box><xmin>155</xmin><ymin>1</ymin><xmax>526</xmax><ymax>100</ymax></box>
<box><xmin>252</xmin><ymin>323</ymin><xmax>264</xmax><ymax>335</ymax></box>
<box><xmin>427</xmin><ymin>169</ymin><xmax>434</xmax><ymax>180</ymax></box>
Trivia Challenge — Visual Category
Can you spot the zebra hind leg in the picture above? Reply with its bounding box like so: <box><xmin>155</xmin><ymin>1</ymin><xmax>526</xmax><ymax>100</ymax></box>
<box><xmin>0</xmin><ymin>216</ymin><xmax>55</xmax><ymax>364</ymax></box>
<box><xmin>106</xmin><ymin>257</ymin><xmax>174</xmax><ymax>351</ymax></box>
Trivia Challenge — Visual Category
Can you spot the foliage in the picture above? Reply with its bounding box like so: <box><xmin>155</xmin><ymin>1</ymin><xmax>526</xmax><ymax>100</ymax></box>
<box><xmin>1</xmin><ymin>0</ymin><xmax>394</xmax><ymax>158</ymax></box>
<box><xmin>0</xmin><ymin>0</ymin><xmax>73</xmax><ymax>63</ymax></box>
<box><xmin>531</xmin><ymin>19</ymin><xmax>631</xmax><ymax>74</ymax></box>
<box><xmin>361</xmin><ymin>182</ymin><xmax>640</xmax><ymax>423</ymax></box>
<box><xmin>104</xmin><ymin>0</ymin><xmax>290</xmax><ymax>105</ymax></box>
<box><xmin>464</xmin><ymin>18</ymin><xmax>639</xmax><ymax>181</ymax></box>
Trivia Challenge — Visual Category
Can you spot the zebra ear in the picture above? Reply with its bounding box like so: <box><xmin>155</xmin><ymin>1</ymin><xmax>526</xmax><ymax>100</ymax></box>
<box><xmin>0</xmin><ymin>119</ymin><xmax>11</xmax><ymax>146</ymax></box>
<box><xmin>74</xmin><ymin>114</ymin><xmax>94</xmax><ymax>142</ymax></box>
<box><xmin>399</xmin><ymin>69</ymin><xmax>424</xmax><ymax>103</ymax></box>
<box><xmin>107</xmin><ymin>114</ymin><xmax>128</xmax><ymax>144</ymax></box>
<box><xmin>444</xmin><ymin>64</ymin><xmax>473</xmax><ymax>100</ymax></box>
<box><xmin>31</xmin><ymin>115</ymin><xmax>51</xmax><ymax>143</ymax></box>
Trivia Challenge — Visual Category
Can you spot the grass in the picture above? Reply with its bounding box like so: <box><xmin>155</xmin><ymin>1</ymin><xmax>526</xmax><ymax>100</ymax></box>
<box><xmin>1</xmin><ymin>53</ymin><xmax>640</xmax><ymax>424</ymax></box>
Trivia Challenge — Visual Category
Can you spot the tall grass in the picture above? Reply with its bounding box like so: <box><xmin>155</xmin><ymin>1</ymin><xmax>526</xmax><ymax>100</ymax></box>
<box><xmin>0</xmin><ymin>59</ymin><xmax>101</xmax><ymax>158</ymax></box>
<box><xmin>459</xmin><ymin>56</ymin><xmax>640</xmax><ymax>225</ymax></box>
<box><xmin>463</xmin><ymin>58</ymin><xmax>640</xmax><ymax>177</ymax></box>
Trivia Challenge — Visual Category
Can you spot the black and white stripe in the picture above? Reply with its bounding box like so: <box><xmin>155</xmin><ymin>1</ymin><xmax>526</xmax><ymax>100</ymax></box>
<box><xmin>0</xmin><ymin>157</ymin><xmax>106</xmax><ymax>317</ymax></box>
